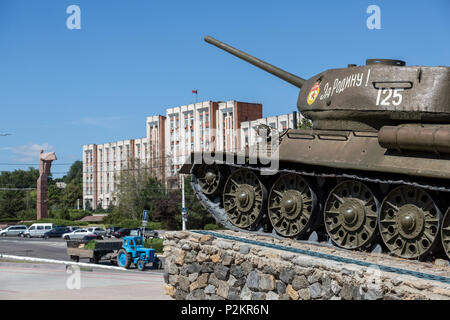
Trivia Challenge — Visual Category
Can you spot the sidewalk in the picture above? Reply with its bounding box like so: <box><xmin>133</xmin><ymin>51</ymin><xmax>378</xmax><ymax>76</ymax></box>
<box><xmin>0</xmin><ymin>261</ymin><xmax>171</xmax><ymax>300</ymax></box>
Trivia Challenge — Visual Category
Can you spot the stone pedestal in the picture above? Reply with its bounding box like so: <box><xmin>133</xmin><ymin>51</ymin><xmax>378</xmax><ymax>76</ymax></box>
<box><xmin>163</xmin><ymin>230</ymin><xmax>450</xmax><ymax>300</ymax></box>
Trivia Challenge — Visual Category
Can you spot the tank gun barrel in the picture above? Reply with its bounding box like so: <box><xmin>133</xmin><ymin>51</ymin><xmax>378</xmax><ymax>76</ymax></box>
<box><xmin>204</xmin><ymin>35</ymin><xmax>305</xmax><ymax>88</ymax></box>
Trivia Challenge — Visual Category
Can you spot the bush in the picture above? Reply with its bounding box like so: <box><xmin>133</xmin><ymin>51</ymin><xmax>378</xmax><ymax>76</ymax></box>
<box><xmin>23</xmin><ymin>218</ymin><xmax>90</xmax><ymax>227</ymax></box>
<box><xmin>145</xmin><ymin>238</ymin><xmax>163</xmax><ymax>253</ymax></box>
<box><xmin>147</xmin><ymin>222</ymin><xmax>162</xmax><ymax>230</ymax></box>
<box><xmin>115</xmin><ymin>219</ymin><xmax>142</xmax><ymax>229</ymax></box>
<box><xmin>59</xmin><ymin>207</ymin><xmax>70</xmax><ymax>220</ymax></box>
<box><xmin>17</xmin><ymin>210</ymin><xmax>36</xmax><ymax>221</ymax></box>
<box><xmin>204</xmin><ymin>223</ymin><xmax>222</xmax><ymax>231</ymax></box>
<box><xmin>104</xmin><ymin>218</ymin><xmax>161</xmax><ymax>230</ymax></box>
<box><xmin>69</xmin><ymin>209</ymin><xmax>91</xmax><ymax>221</ymax></box>
<box><xmin>0</xmin><ymin>218</ymin><xmax>22</xmax><ymax>223</ymax></box>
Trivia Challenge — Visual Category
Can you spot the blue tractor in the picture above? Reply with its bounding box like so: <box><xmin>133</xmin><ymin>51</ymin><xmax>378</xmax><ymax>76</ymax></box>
<box><xmin>116</xmin><ymin>236</ymin><xmax>161</xmax><ymax>271</ymax></box>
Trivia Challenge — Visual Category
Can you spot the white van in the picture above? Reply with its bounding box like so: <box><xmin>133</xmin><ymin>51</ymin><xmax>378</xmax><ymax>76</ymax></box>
<box><xmin>22</xmin><ymin>223</ymin><xmax>54</xmax><ymax>238</ymax></box>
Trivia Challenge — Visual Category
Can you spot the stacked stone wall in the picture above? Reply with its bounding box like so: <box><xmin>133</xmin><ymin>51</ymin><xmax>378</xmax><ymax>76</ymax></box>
<box><xmin>163</xmin><ymin>231</ymin><xmax>450</xmax><ymax>300</ymax></box>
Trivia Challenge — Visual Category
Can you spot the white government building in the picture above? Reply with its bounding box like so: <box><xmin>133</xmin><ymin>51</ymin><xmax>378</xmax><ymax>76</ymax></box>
<box><xmin>82</xmin><ymin>100</ymin><xmax>299</xmax><ymax>210</ymax></box>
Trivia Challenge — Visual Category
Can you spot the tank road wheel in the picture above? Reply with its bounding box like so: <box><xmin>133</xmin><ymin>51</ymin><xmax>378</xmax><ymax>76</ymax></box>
<box><xmin>324</xmin><ymin>180</ymin><xmax>379</xmax><ymax>250</ymax></box>
<box><xmin>268</xmin><ymin>173</ymin><xmax>317</xmax><ymax>238</ymax></box>
<box><xmin>223</xmin><ymin>168</ymin><xmax>266</xmax><ymax>229</ymax></box>
<box><xmin>379</xmin><ymin>186</ymin><xmax>441</xmax><ymax>259</ymax></box>
<box><xmin>441</xmin><ymin>208</ymin><xmax>450</xmax><ymax>260</ymax></box>
<box><xmin>195</xmin><ymin>164</ymin><xmax>223</xmax><ymax>196</ymax></box>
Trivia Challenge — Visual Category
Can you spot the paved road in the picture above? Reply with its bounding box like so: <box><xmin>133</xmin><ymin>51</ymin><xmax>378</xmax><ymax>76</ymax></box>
<box><xmin>0</xmin><ymin>262</ymin><xmax>170</xmax><ymax>300</ymax></box>
<box><xmin>0</xmin><ymin>236</ymin><xmax>165</xmax><ymax>271</ymax></box>
<box><xmin>0</xmin><ymin>237</ymin><xmax>69</xmax><ymax>261</ymax></box>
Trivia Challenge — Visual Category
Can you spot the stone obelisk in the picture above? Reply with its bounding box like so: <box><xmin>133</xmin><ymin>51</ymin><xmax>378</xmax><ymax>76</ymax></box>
<box><xmin>37</xmin><ymin>150</ymin><xmax>57</xmax><ymax>220</ymax></box>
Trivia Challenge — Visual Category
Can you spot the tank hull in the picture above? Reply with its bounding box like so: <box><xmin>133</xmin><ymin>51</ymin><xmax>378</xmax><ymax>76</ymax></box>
<box><xmin>181</xmin><ymin>128</ymin><xmax>450</xmax><ymax>260</ymax></box>
<box><xmin>181</xmin><ymin>128</ymin><xmax>450</xmax><ymax>182</ymax></box>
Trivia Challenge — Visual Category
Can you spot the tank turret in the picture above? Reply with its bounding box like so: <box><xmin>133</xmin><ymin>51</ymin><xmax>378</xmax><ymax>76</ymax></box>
<box><xmin>205</xmin><ymin>36</ymin><xmax>450</xmax><ymax>131</ymax></box>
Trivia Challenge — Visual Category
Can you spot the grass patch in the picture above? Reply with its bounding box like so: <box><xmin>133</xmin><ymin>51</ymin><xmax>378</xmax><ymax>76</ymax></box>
<box><xmin>145</xmin><ymin>238</ymin><xmax>163</xmax><ymax>253</ymax></box>
<box><xmin>0</xmin><ymin>258</ymin><xmax>44</xmax><ymax>264</ymax></box>
<box><xmin>204</xmin><ymin>223</ymin><xmax>222</xmax><ymax>230</ymax></box>
<box><xmin>83</xmin><ymin>240</ymin><xmax>96</xmax><ymax>250</ymax></box>
<box><xmin>77</xmin><ymin>266</ymin><xmax>94</xmax><ymax>272</ymax></box>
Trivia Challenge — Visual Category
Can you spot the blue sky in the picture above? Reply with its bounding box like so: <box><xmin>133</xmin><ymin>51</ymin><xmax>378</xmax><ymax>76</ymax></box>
<box><xmin>0</xmin><ymin>0</ymin><xmax>449</xmax><ymax>177</ymax></box>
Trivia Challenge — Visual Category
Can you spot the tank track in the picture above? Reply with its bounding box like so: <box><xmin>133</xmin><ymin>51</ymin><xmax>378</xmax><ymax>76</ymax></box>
<box><xmin>190</xmin><ymin>162</ymin><xmax>450</xmax><ymax>263</ymax></box>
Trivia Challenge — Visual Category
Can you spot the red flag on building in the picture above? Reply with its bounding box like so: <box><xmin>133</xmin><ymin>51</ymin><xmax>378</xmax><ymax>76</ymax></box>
<box><xmin>192</xmin><ymin>90</ymin><xmax>198</xmax><ymax>94</ymax></box>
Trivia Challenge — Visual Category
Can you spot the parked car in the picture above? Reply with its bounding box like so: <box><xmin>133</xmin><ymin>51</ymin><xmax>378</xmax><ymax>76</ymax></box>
<box><xmin>112</xmin><ymin>228</ymin><xmax>132</xmax><ymax>238</ymax></box>
<box><xmin>106</xmin><ymin>226</ymin><xmax>121</xmax><ymax>238</ymax></box>
<box><xmin>129</xmin><ymin>228</ymin><xmax>141</xmax><ymax>236</ymax></box>
<box><xmin>43</xmin><ymin>227</ymin><xmax>71</xmax><ymax>239</ymax></box>
<box><xmin>141</xmin><ymin>227</ymin><xmax>159</xmax><ymax>238</ymax></box>
<box><xmin>87</xmin><ymin>227</ymin><xmax>106</xmax><ymax>238</ymax></box>
<box><xmin>130</xmin><ymin>227</ymin><xmax>159</xmax><ymax>238</ymax></box>
<box><xmin>81</xmin><ymin>234</ymin><xmax>98</xmax><ymax>242</ymax></box>
<box><xmin>21</xmin><ymin>223</ymin><xmax>54</xmax><ymax>238</ymax></box>
<box><xmin>0</xmin><ymin>225</ymin><xmax>27</xmax><ymax>237</ymax></box>
<box><xmin>62</xmin><ymin>228</ymin><xmax>95</xmax><ymax>240</ymax></box>
<box><xmin>67</xmin><ymin>226</ymin><xmax>81</xmax><ymax>232</ymax></box>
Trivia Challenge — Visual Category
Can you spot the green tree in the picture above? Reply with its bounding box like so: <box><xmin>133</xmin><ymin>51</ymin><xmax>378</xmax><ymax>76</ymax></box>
<box><xmin>59</xmin><ymin>206</ymin><xmax>70</xmax><ymax>220</ymax></box>
<box><xmin>183</xmin><ymin>176</ymin><xmax>216</xmax><ymax>229</ymax></box>
<box><xmin>0</xmin><ymin>168</ymin><xmax>39</xmax><ymax>219</ymax></box>
<box><xmin>104</xmin><ymin>160</ymin><xmax>219</xmax><ymax>230</ymax></box>
<box><xmin>0</xmin><ymin>190</ymin><xmax>25</xmax><ymax>219</ymax></box>
<box><xmin>298</xmin><ymin>117</ymin><xmax>313</xmax><ymax>129</ymax></box>
<box><xmin>47</xmin><ymin>184</ymin><xmax>63</xmax><ymax>212</ymax></box>
<box><xmin>106</xmin><ymin>159</ymin><xmax>165</xmax><ymax>222</ymax></box>
<box><xmin>64</xmin><ymin>161</ymin><xmax>82</xmax><ymax>186</ymax></box>
<box><xmin>154</xmin><ymin>191</ymin><xmax>181</xmax><ymax>230</ymax></box>
<box><xmin>0</xmin><ymin>161</ymin><xmax>85</xmax><ymax>220</ymax></box>
<box><xmin>61</xmin><ymin>182</ymin><xmax>82</xmax><ymax>209</ymax></box>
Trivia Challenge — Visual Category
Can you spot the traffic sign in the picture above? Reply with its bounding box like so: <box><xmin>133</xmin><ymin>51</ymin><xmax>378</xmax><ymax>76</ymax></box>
<box><xmin>142</xmin><ymin>210</ymin><xmax>149</xmax><ymax>227</ymax></box>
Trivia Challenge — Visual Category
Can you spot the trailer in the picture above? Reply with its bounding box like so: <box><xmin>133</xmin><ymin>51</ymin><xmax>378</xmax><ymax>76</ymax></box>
<box><xmin>66</xmin><ymin>239</ymin><xmax>123</xmax><ymax>264</ymax></box>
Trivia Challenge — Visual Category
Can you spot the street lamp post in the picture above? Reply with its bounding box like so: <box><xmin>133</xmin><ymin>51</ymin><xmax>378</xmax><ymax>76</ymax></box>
<box><xmin>181</xmin><ymin>174</ymin><xmax>187</xmax><ymax>231</ymax></box>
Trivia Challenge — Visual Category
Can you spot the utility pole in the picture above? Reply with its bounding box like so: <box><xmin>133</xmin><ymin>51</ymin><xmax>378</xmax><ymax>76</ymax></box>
<box><xmin>181</xmin><ymin>174</ymin><xmax>187</xmax><ymax>231</ymax></box>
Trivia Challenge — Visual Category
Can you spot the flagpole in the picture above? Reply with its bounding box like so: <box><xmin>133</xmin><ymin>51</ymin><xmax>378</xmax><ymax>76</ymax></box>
<box><xmin>192</xmin><ymin>90</ymin><xmax>198</xmax><ymax>103</ymax></box>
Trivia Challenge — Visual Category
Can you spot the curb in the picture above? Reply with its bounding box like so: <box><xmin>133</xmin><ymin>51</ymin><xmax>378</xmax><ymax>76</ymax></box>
<box><xmin>0</xmin><ymin>254</ymin><xmax>130</xmax><ymax>271</ymax></box>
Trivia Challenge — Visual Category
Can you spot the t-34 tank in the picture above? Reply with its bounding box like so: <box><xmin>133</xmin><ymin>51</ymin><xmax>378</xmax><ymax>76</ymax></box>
<box><xmin>180</xmin><ymin>35</ymin><xmax>450</xmax><ymax>261</ymax></box>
